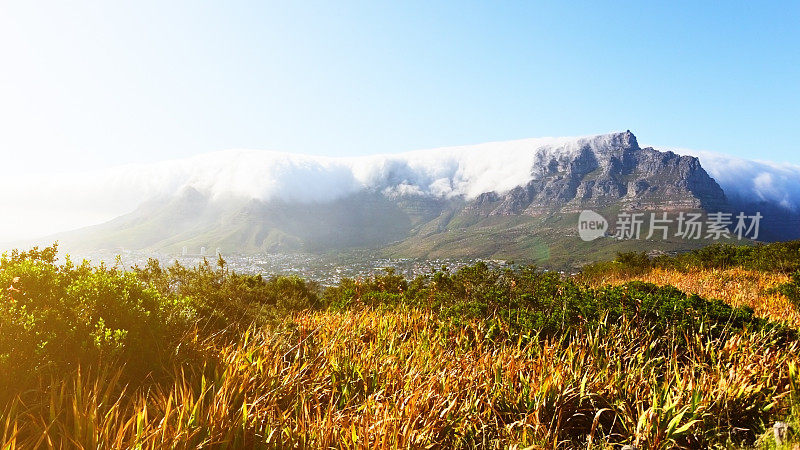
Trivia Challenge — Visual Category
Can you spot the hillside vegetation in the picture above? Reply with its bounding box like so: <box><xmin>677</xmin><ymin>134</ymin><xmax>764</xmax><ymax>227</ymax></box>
<box><xmin>1</xmin><ymin>242</ymin><xmax>800</xmax><ymax>448</ymax></box>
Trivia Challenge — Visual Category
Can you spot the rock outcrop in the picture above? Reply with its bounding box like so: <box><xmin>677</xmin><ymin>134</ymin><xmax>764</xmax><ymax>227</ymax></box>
<box><xmin>471</xmin><ymin>131</ymin><xmax>728</xmax><ymax>215</ymax></box>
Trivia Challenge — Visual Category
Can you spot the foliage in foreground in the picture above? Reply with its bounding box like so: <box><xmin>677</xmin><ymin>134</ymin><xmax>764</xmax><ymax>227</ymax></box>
<box><xmin>0</xmin><ymin>244</ymin><xmax>799</xmax><ymax>448</ymax></box>
<box><xmin>0</xmin><ymin>245</ymin><xmax>318</xmax><ymax>394</ymax></box>
<box><xmin>0</xmin><ymin>245</ymin><xmax>190</xmax><ymax>391</ymax></box>
<box><xmin>2</xmin><ymin>308</ymin><xmax>799</xmax><ymax>448</ymax></box>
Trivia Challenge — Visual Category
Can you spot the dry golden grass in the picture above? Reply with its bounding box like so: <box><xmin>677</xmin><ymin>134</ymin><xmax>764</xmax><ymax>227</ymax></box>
<box><xmin>589</xmin><ymin>267</ymin><xmax>800</xmax><ymax>327</ymax></box>
<box><xmin>4</xmin><ymin>253</ymin><xmax>800</xmax><ymax>449</ymax></box>
<box><xmin>3</xmin><ymin>305</ymin><xmax>799</xmax><ymax>449</ymax></box>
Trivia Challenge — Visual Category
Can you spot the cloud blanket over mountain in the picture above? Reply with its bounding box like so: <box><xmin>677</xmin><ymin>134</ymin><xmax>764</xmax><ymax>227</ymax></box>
<box><xmin>2</xmin><ymin>132</ymin><xmax>798</xmax><ymax>241</ymax></box>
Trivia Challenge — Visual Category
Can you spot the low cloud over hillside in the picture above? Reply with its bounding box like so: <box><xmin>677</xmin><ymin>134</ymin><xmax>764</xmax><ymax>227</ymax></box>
<box><xmin>2</xmin><ymin>132</ymin><xmax>798</xmax><ymax>242</ymax></box>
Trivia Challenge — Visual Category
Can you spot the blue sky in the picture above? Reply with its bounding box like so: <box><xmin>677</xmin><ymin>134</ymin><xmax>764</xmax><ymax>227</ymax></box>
<box><xmin>1</xmin><ymin>1</ymin><xmax>799</xmax><ymax>175</ymax></box>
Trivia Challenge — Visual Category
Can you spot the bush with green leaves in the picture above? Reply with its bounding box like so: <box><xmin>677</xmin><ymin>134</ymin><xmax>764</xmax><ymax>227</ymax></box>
<box><xmin>0</xmin><ymin>245</ymin><xmax>322</xmax><ymax>395</ymax></box>
<box><xmin>134</xmin><ymin>256</ymin><xmax>320</xmax><ymax>332</ymax></box>
<box><xmin>0</xmin><ymin>245</ymin><xmax>194</xmax><ymax>391</ymax></box>
<box><xmin>772</xmin><ymin>271</ymin><xmax>800</xmax><ymax>310</ymax></box>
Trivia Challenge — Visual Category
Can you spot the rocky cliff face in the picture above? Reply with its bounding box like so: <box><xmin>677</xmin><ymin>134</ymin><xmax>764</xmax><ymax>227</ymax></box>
<box><xmin>466</xmin><ymin>131</ymin><xmax>728</xmax><ymax>216</ymax></box>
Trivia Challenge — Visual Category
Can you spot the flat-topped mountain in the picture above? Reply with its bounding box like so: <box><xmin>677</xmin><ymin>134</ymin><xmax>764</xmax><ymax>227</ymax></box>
<box><xmin>47</xmin><ymin>131</ymin><xmax>799</xmax><ymax>267</ymax></box>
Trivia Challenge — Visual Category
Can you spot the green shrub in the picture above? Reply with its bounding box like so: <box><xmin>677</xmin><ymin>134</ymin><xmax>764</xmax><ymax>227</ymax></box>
<box><xmin>322</xmin><ymin>268</ymin><xmax>407</xmax><ymax>310</ymax></box>
<box><xmin>772</xmin><ymin>271</ymin><xmax>800</xmax><ymax>310</ymax></box>
<box><xmin>583</xmin><ymin>240</ymin><xmax>800</xmax><ymax>276</ymax></box>
<box><xmin>134</xmin><ymin>256</ymin><xmax>320</xmax><ymax>332</ymax></box>
<box><xmin>0</xmin><ymin>245</ymin><xmax>322</xmax><ymax>396</ymax></box>
<box><xmin>0</xmin><ymin>245</ymin><xmax>194</xmax><ymax>391</ymax></box>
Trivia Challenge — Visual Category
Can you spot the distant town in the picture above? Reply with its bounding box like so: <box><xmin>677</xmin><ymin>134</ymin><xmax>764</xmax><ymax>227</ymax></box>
<box><xmin>70</xmin><ymin>249</ymin><xmax>509</xmax><ymax>285</ymax></box>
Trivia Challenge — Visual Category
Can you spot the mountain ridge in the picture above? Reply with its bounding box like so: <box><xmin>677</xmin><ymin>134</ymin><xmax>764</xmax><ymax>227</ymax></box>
<box><xmin>41</xmin><ymin>130</ymin><xmax>800</xmax><ymax>268</ymax></box>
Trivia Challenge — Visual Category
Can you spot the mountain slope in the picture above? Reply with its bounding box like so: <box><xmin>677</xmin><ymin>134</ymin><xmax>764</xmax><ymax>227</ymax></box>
<box><xmin>49</xmin><ymin>131</ymin><xmax>798</xmax><ymax>268</ymax></box>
